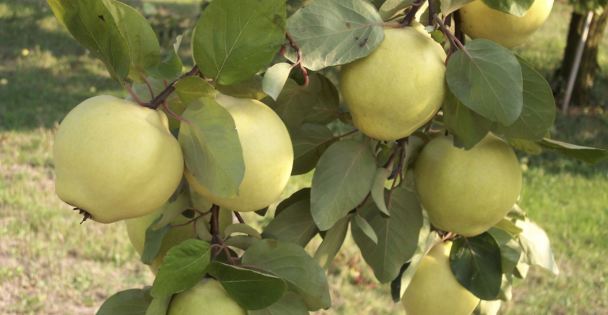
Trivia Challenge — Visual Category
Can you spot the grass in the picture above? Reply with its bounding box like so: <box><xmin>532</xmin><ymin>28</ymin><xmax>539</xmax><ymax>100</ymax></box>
<box><xmin>0</xmin><ymin>0</ymin><xmax>607</xmax><ymax>314</ymax></box>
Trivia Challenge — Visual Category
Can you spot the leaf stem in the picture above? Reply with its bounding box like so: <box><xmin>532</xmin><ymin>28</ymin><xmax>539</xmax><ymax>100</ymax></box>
<box><xmin>285</xmin><ymin>30</ymin><xmax>309</xmax><ymax>89</ymax></box>
<box><xmin>124</xmin><ymin>83</ymin><xmax>147</xmax><ymax>106</ymax></box>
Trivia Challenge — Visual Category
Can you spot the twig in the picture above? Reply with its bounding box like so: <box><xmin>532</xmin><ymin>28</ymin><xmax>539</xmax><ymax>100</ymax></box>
<box><xmin>234</xmin><ymin>212</ymin><xmax>245</xmax><ymax>224</ymax></box>
<box><xmin>285</xmin><ymin>31</ymin><xmax>309</xmax><ymax>88</ymax></box>
<box><xmin>147</xmin><ymin>65</ymin><xmax>200</xmax><ymax>110</ymax></box>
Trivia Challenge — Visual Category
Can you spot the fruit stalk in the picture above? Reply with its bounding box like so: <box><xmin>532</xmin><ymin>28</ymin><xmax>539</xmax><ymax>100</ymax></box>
<box><xmin>147</xmin><ymin>65</ymin><xmax>200</xmax><ymax>110</ymax></box>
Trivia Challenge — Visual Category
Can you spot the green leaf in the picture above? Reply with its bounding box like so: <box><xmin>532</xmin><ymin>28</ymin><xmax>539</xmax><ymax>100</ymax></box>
<box><xmin>352</xmin><ymin>187</ymin><xmax>424</xmax><ymax>283</ymax></box>
<box><xmin>291</xmin><ymin>123</ymin><xmax>337</xmax><ymax>175</ymax></box>
<box><xmin>446</xmin><ymin>39</ymin><xmax>523</xmax><ymax>125</ymax></box>
<box><xmin>216</xmin><ymin>75</ymin><xmax>267</xmax><ymax>100</ymax></box>
<box><xmin>46</xmin><ymin>0</ymin><xmax>130</xmax><ymax>81</ymax></box>
<box><xmin>242</xmin><ymin>239</ymin><xmax>331</xmax><ymax>311</ymax></box>
<box><xmin>96</xmin><ymin>288</ymin><xmax>151</xmax><ymax>315</ymax></box>
<box><xmin>303</xmin><ymin>73</ymin><xmax>341</xmax><ymax>125</ymax></box>
<box><xmin>286</xmin><ymin>0</ymin><xmax>385</xmax><ymax>71</ymax></box>
<box><xmin>179</xmin><ymin>97</ymin><xmax>245</xmax><ymax>198</ymax></box>
<box><xmin>472</xmin><ymin>299</ymin><xmax>502</xmax><ymax>315</ymax></box>
<box><xmin>263</xmin><ymin>63</ymin><xmax>293</xmax><ymax>101</ymax></box>
<box><xmin>354</xmin><ymin>213</ymin><xmax>378</xmax><ymax>244</ymax></box>
<box><xmin>314</xmin><ymin>215</ymin><xmax>350</xmax><ymax>270</ymax></box>
<box><xmin>262</xmin><ymin>76</ymin><xmax>322</xmax><ymax>130</ymax></box>
<box><xmin>442</xmin><ymin>90</ymin><xmax>492</xmax><ymax>150</ymax></box>
<box><xmin>491</xmin><ymin>59</ymin><xmax>555</xmax><ymax>141</ymax></box>
<box><xmin>441</xmin><ymin>0</ymin><xmax>476</xmax><ymax>16</ymax></box>
<box><xmin>174</xmin><ymin>76</ymin><xmax>216</xmax><ymax>107</ymax></box>
<box><xmin>481</xmin><ymin>0</ymin><xmax>534</xmax><ymax>17</ymax></box>
<box><xmin>509</xmin><ymin>138</ymin><xmax>542</xmax><ymax>155</ymax></box>
<box><xmin>311</xmin><ymin>139</ymin><xmax>377</xmax><ymax>231</ymax></box>
<box><xmin>518</xmin><ymin>221</ymin><xmax>559</xmax><ymax>275</ymax></box>
<box><xmin>206</xmin><ymin>262</ymin><xmax>287</xmax><ymax>310</ymax></box>
<box><xmin>192</xmin><ymin>0</ymin><xmax>286</xmax><ymax>85</ymax></box>
<box><xmin>102</xmin><ymin>0</ymin><xmax>160</xmax><ymax>79</ymax></box>
<box><xmin>391</xmin><ymin>214</ymin><xmax>438</xmax><ymax>301</ymax></box>
<box><xmin>145</xmin><ymin>296</ymin><xmax>172</xmax><ymax>315</ymax></box>
<box><xmin>493</xmin><ymin>218</ymin><xmax>524</xmax><ymax>236</ymax></box>
<box><xmin>451</xmin><ymin>233</ymin><xmax>502</xmax><ymax>300</ymax></box>
<box><xmin>536</xmin><ymin>138</ymin><xmax>608</xmax><ymax>165</ymax></box>
<box><xmin>151</xmin><ymin>190</ymin><xmax>191</xmax><ymax>230</ymax></box>
<box><xmin>264</xmin><ymin>200</ymin><xmax>319</xmax><ymax>247</ymax></box>
<box><xmin>371</xmin><ymin>167</ymin><xmax>392</xmax><ymax>217</ymax></box>
<box><xmin>141</xmin><ymin>215</ymin><xmax>171</xmax><ymax>265</ymax></box>
<box><xmin>224</xmin><ymin>223</ymin><xmax>263</xmax><ymax>240</ymax></box>
<box><xmin>151</xmin><ymin>239</ymin><xmax>212</xmax><ymax>297</ymax></box>
<box><xmin>146</xmin><ymin>34</ymin><xmax>183</xmax><ymax>80</ymax></box>
<box><xmin>379</xmin><ymin>0</ymin><xmax>416</xmax><ymax>21</ymax></box>
<box><xmin>248</xmin><ymin>292</ymin><xmax>310</xmax><ymax>315</ymax></box>
<box><xmin>488</xmin><ymin>227</ymin><xmax>522</xmax><ymax>274</ymax></box>
<box><xmin>275</xmin><ymin>188</ymin><xmax>310</xmax><ymax>217</ymax></box>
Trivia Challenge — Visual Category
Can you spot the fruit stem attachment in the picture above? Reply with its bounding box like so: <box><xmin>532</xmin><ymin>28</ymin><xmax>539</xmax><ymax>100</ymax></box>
<box><xmin>147</xmin><ymin>65</ymin><xmax>200</xmax><ymax>110</ymax></box>
<box><xmin>285</xmin><ymin>31</ymin><xmax>309</xmax><ymax>89</ymax></box>
<box><xmin>400</xmin><ymin>0</ymin><xmax>426</xmax><ymax>26</ymax></box>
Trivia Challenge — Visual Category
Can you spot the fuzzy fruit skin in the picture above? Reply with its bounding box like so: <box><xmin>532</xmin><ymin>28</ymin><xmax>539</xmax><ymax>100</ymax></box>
<box><xmin>167</xmin><ymin>279</ymin><xmax>247</xmax><ymax>315</ymax></box>
<box><xmin>459</xmin><ymin>0</ymin><xmax>554</xmax><ymax>48</ymax></box>
<box><xmin>126</xmin><ymin>192</ymin><xmax>194</xmax><ymax>275</ymax></box>
<box><xmin>54</xmin><ymin>95</ymin><xmax>184</xmax><ymax>223</ymax></box>
<box><xmin>339</xmin><ymin>24</ymin><xmax>446</xmax><ymax>141</ymax></box>
<box><xmin>186</xmin><ymin>94</ymin><xmax>293</xmax><ymax>212</ymax></box>
<box><xmin>414</xmin><ymin>134</ymin><xmax>522</xmax><ymax>237</ymax></box>
<box><xmin>402</xmin><ymin>242</ymin><xmax>480</xmax><ymax>315</ymax></box>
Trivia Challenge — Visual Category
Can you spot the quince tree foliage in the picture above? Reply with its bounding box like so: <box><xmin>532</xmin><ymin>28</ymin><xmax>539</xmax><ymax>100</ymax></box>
<box><xmin>46</xmin><ymin>0</ymin><xmax>608</xmax><ymax>314</ymax></box>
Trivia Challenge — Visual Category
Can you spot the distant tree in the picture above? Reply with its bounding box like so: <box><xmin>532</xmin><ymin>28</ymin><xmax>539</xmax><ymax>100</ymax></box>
<box><xmin>554</xmin><ymin>0</ymin><xmax>608</xmax><ymax>108</ymax></box>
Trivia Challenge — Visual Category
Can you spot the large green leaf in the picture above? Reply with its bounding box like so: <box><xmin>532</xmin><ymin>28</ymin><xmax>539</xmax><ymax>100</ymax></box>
<box><xmin>314</xmin><ymin>215</ymin><xmax>351</xmax><ymax>270</ymax></box>
<box><xmin>286</xmin><ymin>0</ymin><xmax>385</xmax><ymax>71</ymax></box>
<box><xmin>248</xmin><ymin>292</ymin><xmax>310</xmax><ymax>315</ymax></box>
<box><xmin>192</xmin><ymin>0</ymin><xmax>286</xmax><ymax>85</ymax></box>
<box><xmin>491</xmin><ymin>59</ymin><xmax>555</xmax><ymax>141</ymax></box>
<box><xmin>206</xmin><ymin>262</ymin><xmax>287</xmax><ymax>310</ymax></box>
<box><xmin>102</xmin><ymin>0</ymin><xmax>160</xmax><ymax>79</ymax></box>
<box><xmin>145</xmin><ymin>296</ymin><xmax>171</xmax><ymax>315</ymax></box>
<box><xmin>291</xmin><ymin>123</ymin><xmax>337</xmax><ymax>175</ymax></box>
<box><xmin>242</xmin><ymin>239</ymin><xmax>331</xmax><ymax>311</ymax></box>
<box><xmin>274</xmin><ymin>188</ymin><xmax>311</xmax><ymax>217</ymax></box>
<box><xmin>442</xmin><ymin>90</ymin><xmax>492</xmax><ymax>150</ymax></box>
<box><xmin>481</xmin><ymin>0</ymin><xmax>534</xmax><ymax>17</ymax></box>
<box><xmin>216</xmin><ymin>75</ymin><xmax>267</xmax><ymax>100</ymax></box>
<box><xmin>441</xmin><ymin>0</ymin><xmax>476</xmax><ymax>16</ymax></box>
<box><xmin>96</xmin><ymin>288</ymin><xmax>151</xmax><ymax>315</ymax></box>
<box><xmin>447</xmin><ymin>39</ymin><xmax>523</xmax><ymax>126</ymax></box>
<box><xmin>179</xmin><ymin>97</ymin><xmax>245</xmax><ymax>198</ymax></box>
<box><xmin>46</xmin><ymin>0</ymin><xmax>130</xmax><ymax>81</ymax></box>
<box><xmin>302</xmin><ymin>73</ymin><xmax>341</xmax><ymax>125</ymax></box>
<box><xmin>262</xmin><ymin>76</ymin><xmax>322</xmax><ymax>130</ymax></box>
<box><xmin>151</xmin><ymin>239</ymin><xmax>212</xmax><ymax>297</ymax></box>
<box><xmin>450</xmin><ymin>233</ymin><xmax>503</xmax><ymax>300</ymax></box>
<box><xmin>536</xmin><ymin>138</ymin><xmax>608</xmax><ymax>165</ymax></box>
<box><xmin>311</xmin><ymin>139</ymin><xmax>377</xmax><ymax>231</ymax></box>
<box><xmin>352</xmin><ymin>188</ymin><xmax>424</xmax><ymax>283</ymax></box>
<box><xmin>379</xmin><ymin>0</ymin><xmax>416</xmax><ymax>21</ymax></box>
<box><xmin>264</xmin><ymin>200</ymin><xmax>319</xmax><ymax>247</ymax></box>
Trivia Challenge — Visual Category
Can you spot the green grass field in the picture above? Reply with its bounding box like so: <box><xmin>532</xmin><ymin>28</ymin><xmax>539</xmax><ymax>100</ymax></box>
<box><xmin>1</xmin><ymin>0</ymin><xmax>607</xmax><ymax>314</ymax></box>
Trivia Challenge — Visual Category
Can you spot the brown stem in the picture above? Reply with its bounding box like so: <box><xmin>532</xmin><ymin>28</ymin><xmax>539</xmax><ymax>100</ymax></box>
<box><xmin>285</xmin><ymin>31</ymin><xmax>309</xmax><ymax>89</ymax></box>
<box><xmin>210</xmin><ymin>204</ymin><xmax>220</xmax><ymax>262</ymax></box>
<box><xmin>147</xmin><ymin>65</ymin><xmax>200</xmax><ymax>110</ymax></box>
<box><xmin>234</xmin><ymin>212</ymin><xmax>245</xmax><ymax>224</ymax></box>
<box><xmin>124</xmin><ymin>83</ymin><xmax>147</xmax><ymax>106</ymax></box>
<box><xmin>400</xmin><ymin>0</ymin><xmax>426</xmax><ymax>26</ymax></box>
<box><xmin>453</xmin><ymin>11</ymin><xmax>466</xmax><ymax>45</ymax></box>
<box><xmin>137</xmin><ymin>67</ymin><xmax>155</xmax><ymax>99</ymax></box>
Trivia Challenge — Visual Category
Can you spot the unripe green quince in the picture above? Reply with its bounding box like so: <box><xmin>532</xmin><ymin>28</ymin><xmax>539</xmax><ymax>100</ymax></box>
<box><xmin>167</xmin><ymin>278</ymin><xmax>247</xmax><ymax>315</ymax></box>
<box><xmin>186</xmin><ymin>94</ymin><xmax>293</xmax><ymax>212</ymax></box>
<box><xmin>126</xmin><ymin>191</ymin><xmax>194</xmax><ymax>275</ymax></box>
<box><xmin>339</xmin><ymin>23</ymin><xmax>446</xmax><ymax>141</ymax></box>
<box><xmin>459</xmin><ymin>0</ymin><xmax>554</xmax><ymax>48</ymax></box>
<box><xmin>54</xmin><ymin>95</ymin><xmax>184</xmax><ymax>223</ymax></box>
<box><xmin>414</xmin><ymin>134</ymin><xmax>522</xmax><ymax>237</ymax></box>
<box><xmin>402</xmin><ymin>241</ymin><xmax>480</xmax><ymax>315</ymax></box>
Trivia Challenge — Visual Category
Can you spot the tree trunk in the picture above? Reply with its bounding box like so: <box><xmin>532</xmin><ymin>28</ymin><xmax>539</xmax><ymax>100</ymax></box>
<box><xmin>554</xmin><ymin>10</ymin><xmax>608</xmax><ymax>109</ymax></box>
